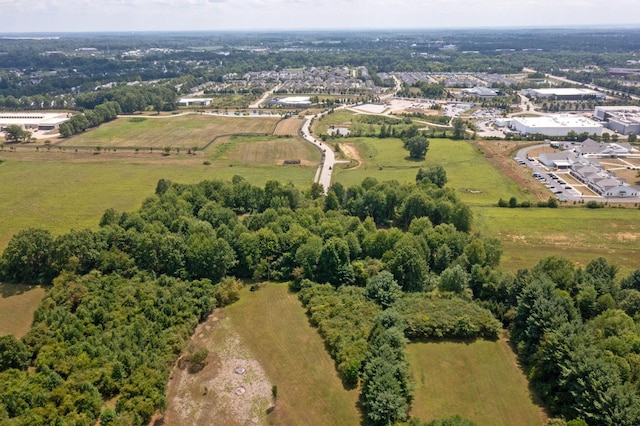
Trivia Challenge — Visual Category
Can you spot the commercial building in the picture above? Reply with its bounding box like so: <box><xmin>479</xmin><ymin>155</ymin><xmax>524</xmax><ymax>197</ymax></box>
<box><xmin>0</xmin><ymin>112</ymin><xmax>70</xmax><ymax>131</ymax></box>
<box><xmin>523</xmin><ymin>88</ymin><xmax>606</xmax><ymax>101</ymax></box>
<box><xmin>509</xmin><ymin>114</ymin><xmax>603</xmax><ymax>137</ymax></box>
<box><xmin>461</xmin><ymin>87</ymin><xmax>498</xmax><ymax>98</ymax></box>
<box><xmin>593</xmin><ymin>106</ymin><xmax>640</xmax><ymax>135</ymax></box>
<box><xmin>178</xmin><ymin>98</ymin><xmax>213</xmax><ymax>107</ymax></box>
<box><xmin>266</xmin><ymin>96</ymin><xmax>312</xmax><ymax>108</ymax></box>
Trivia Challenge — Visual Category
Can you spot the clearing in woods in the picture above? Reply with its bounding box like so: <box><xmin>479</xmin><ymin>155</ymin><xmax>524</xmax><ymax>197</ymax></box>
<box><xmin>163</xmin><ymin>284</ymin><xmax>361</xmax><ymax>426</ymax></box>
<box><xmin>59</xmin><ymin>114</ymin><xmax>281</xmax><ymax>149</ymax></box>
<box><xmin>0</xmin><ymin>283</ymin><xmax>46</xmax><ymax>338</ymax></box>
<box><xmin>408</xmin><ymin>337</ymin><xmax>548</xmax><ymax>426</ymax></box>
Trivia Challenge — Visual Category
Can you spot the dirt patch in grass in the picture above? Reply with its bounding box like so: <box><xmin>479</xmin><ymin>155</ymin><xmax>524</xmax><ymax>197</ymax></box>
<box><xmin>338</xmin><ymin>143</ymin><xmax>363</xmax><ymax>169</ymax></box>
<box><xmin>160</xmin><ymin>310</ymin><xmax>272</xmax><ymax>426</ymax></box>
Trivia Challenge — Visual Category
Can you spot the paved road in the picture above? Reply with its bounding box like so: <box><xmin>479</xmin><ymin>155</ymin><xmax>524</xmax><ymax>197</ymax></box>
<box><xmin>300</xmin><ymin>111</ymin><xmax>335</xmax><ymax>194</ymax></box>
<box><xmin>516</xmin><ymin>144</ymin><xmax>640</xmax><ymax>203</ymax></box>
<box><xmin>249</xmin><ymin>83</ymin><xmax>282</xmax><ymax>109</ymax></box>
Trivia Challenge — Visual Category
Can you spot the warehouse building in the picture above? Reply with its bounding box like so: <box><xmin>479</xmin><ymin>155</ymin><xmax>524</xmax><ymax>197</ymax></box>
<box><xmin>178</xmin><ymin>98</ymin><xmax>213</xmax><ymax>107</ymax></box>
<box><xmin>0</xmin><ymin>112</ymin><xmax>70</xmax><ymax>131</ymax></box>
<box><xmin>509</xmin><ymin>114</ymin><xmax>603</xmax><ymax>137</ymax></box>
<box><xmin>593</xmin><ymin>106</ymin><xmax>640</xmax><ymax>135</ymax></box>
<box><xmin>523</xmin><ymin>88</ymin><xmax>606</xmax><ymax>101</ymax></box>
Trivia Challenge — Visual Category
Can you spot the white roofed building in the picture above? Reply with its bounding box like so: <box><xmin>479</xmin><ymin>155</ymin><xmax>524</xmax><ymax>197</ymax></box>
<box><xmin>0</xmin><ymin>112</ymin><xmax>70</xmax><ymax>131</ymax></box>
<box><xmin>510</xmin><ymin>114</ymin><xmax>603</xmax><ymax>137</ymax></box>
<box><xmin>593</xmin><ymin>106</ymin><xmax>640</xmax><ymax>135</ymax></box>
<box><xmin>523</xmin><ymin>88</ymin><xmax>606</xmax><ymax>101</ymax></box>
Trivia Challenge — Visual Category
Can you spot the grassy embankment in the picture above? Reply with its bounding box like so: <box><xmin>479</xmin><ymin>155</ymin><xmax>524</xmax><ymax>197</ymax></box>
<box><xmin>225</xmin><ymin>283</ymin><xmax>362</xmax><ymax>426</ymax></box>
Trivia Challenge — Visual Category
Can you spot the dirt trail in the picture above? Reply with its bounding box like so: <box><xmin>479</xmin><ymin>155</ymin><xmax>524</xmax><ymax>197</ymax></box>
<box><xmin>338</xmin><ymin>142</ymin><xmax>363</xmax><ymax>170</ymax></box>
<box><xmin>157</xmin><ymin>310</ymin><xmax>272</xmax><ymax>426</ymax></box>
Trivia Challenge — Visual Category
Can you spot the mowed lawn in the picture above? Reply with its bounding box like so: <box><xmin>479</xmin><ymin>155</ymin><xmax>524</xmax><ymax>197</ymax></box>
<box><xmin>60</xmin><ymin>114</ymin><xmax>280</xmax><ymax>149</ymax></box>
<box><xmin>334</xmin><ymin>138</ymin><xmax>529</xmax><ymax>206</ymax></box>
<box><xmin>408</xmin><ymin>339</ymin><xmax>547</xmax><ymax>426</ymax></box>
<box><xmin>225</xmin><ymin>284</ymin><xmax>362</xmax><ymax>426</ymax></box>
<box><xmin>0</xmin><ymin>283</ymin><xmax>45</xmax><ymax>337</ymax></box>
<box><xmin>475</xmin><ymin>206</ymin><xmax>640</xmax><ymax>273</ymax></box>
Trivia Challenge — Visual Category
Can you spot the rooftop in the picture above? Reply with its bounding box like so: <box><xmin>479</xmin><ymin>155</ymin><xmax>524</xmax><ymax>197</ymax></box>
<box><xmin>512</xmin><ymin>114</ymin><xmax>602</xmax><ymax>129</ymax></box>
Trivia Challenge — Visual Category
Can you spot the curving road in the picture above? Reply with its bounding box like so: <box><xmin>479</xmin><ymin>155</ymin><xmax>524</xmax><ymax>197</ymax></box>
<box><xmin>300</xmin><ymin>111</ymin><xmax>335</xmax><ymax>194</ymax></box>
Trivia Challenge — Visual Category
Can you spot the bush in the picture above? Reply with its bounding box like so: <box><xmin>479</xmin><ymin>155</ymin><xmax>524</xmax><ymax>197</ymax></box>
<box><xmin>585</xmin><ymin>200</ymin><xmax>604</xmax><ymax>209</ymax></box>
<box><xmin>213</xmin><ymin>277</ymin><xmax>242</xmax><ymax>307</ymax></box>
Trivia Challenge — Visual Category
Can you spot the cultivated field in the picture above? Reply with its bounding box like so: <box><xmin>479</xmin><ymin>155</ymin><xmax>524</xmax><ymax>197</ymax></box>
<box><xmin>273</xmin><ymin>117</ymin><xmax>304</xmax><ymax>136</ymax></box>
<box><xmin>225</xmin><ymin>284</ymin><xmax>362</xmax><ymax>426</ymax></box>
<box><xmin>208</xmin><ymin>135</ymin><xmax>320</xmax><ymax>167</ymax></box>
<box><xmin>408</xmin><ymin>338</ymin><xmax>548</xmax><ymax>426</ymax></box>
<box><xmin>0</xmin><ymin>283</ymin><xmax>45</xmax><ymax>337</ymax></box>
<box><xmin>59</xmin><ymin>114</ymin><xmax>280</xmax><ymax>149</ymax></box>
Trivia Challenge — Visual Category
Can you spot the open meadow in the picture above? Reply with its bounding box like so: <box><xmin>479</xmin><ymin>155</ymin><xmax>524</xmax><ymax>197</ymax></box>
<box><xmin>331</xmin><ymin>135</ymin><xmax>640</xmax><ymax>272</ymax></box>
<box><xmin>59</xmin><ymin>114</ymin><xmax>281</xmax><ymax>149</ymax></box>
<box><xmin>333</xmin><ymin>137</ymin><xmax>531</xmax><ymax>206</ymax></box>
<box><xmin>0</xmin><ymin>129</ymin><xmax>319</xmax><ymax>249</ymax></box>
<box><xmin>475</xmin><ymin>206</ymin><xmax>640</xmax><ymax>273</ymax></box>
<box><xmin>225</xmin><ymin>284</ymin><xmax>362</xmax><ymax>426</ymax></box>
<box><xmin>408</xmin><ymin>338</ymin><xmax>548</xmax><ymax>426</ymax></box>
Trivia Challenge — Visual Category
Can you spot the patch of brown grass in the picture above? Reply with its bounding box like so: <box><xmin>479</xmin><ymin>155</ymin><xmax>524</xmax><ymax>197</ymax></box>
<box><xmin>273</xmin><ymin>118</ymin><xmax>303</xmax><ymax>136</ymax></box>
<box><xmin>0</xmin><ymin>283</ymin><xmax>45</xmax><ymax>338</ymax></box>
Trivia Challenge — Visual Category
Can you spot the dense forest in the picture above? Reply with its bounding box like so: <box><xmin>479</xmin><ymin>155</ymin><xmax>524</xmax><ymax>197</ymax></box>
<box><xmin>1</xmin><ymin>173</ymin><xmax>640</xmax><ymax>425</ymax></box>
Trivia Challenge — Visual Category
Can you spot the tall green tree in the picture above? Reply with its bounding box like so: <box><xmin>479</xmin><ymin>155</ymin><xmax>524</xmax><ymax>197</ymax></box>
<box><xmin>403</xmin><ymin>135</ymin><xmax>429</xmax><ymax>159</ymax></box>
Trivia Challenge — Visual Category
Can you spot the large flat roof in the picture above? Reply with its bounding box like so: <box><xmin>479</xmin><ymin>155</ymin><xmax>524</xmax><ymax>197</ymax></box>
<box><xmin>531</xmin><ymin>88</ymin><xmax>602</xmax><ymax>96</ymax></box>
<box><xmin>513</xmin><ymin>114</ymin><xmax>602</xmax><ymax>129</ymax></box>
<box><xmin>0</xmin><ymin>112</ymin><xmax>70</xmax><ymax>126</ymax></box>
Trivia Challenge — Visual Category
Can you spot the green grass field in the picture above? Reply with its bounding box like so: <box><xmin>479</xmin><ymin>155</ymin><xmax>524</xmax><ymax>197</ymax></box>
<box><xmin>475</xmin><ymin>206</ymin><xmax>640</xmax><ymax>273</ymax></box>
<box><xmin>225</xmin><ymin>284</ymin><xmax>362</xmax><ymax>426</ymax></box>
<box><xmin>408</xmin><ymin>338</ymin><xmax>547</xmax><ymax>426</ymax></box>
<box><xmin>0</xmin><ymin>158</ymin><xmax>316</xmax><ymax>249</ymax></box>
<box><xmin>61</xmin><ymin>114</ymin><xmax>280</xmax><ymax>149</ymax></box>
<box><xmin>208</xmin><ymin>135</ymin><xmax>320</xmax><ymax>165</ymax></box>
<box><xmin>334</xmin><ymin>138</ymin><xmax>530</xmax><ymax>206</ymax></box>
<box><xmin>0</xmin><ymin>283</ymin><xmax>45</xmax><ymax>337</ymax></box>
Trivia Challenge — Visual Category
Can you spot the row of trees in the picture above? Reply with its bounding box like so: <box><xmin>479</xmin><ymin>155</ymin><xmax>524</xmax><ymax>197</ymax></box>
<box><xmin>58</xmin><ymin>101</ymin><xmax>121</xmax><ymax>137</ymax></box>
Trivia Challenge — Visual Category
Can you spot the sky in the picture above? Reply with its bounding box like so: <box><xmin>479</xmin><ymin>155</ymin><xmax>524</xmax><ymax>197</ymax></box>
<box><xmin>0</xmin><ymin>0</ymin><xmax>639</xmax><ymax>33</ymax></box>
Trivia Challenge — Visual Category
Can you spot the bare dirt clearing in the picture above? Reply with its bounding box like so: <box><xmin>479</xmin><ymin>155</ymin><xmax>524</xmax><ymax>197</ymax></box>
<box><xmin>338</xmin><ymin>143</ymin><xmax>363</xmax><ymax>169</ymax></box>
<box><xmin>160</xmin><ymin>310</ymin><xmax>272</xmax><ymax>426</ymax></box>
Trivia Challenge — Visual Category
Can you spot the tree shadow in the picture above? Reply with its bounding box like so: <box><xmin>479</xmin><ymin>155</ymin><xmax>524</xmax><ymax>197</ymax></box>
<box><xmin>403</xmin><ymin>156</ymin><xmax>426</xmax><ymax>162</ymax></box>
<box><xmin>0</xmin><ymin>282</ymin><xmax>39</xmax><ymax>298</ymax></box>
